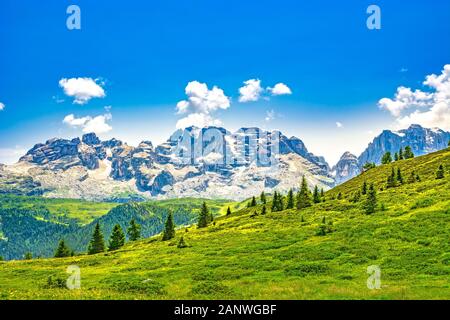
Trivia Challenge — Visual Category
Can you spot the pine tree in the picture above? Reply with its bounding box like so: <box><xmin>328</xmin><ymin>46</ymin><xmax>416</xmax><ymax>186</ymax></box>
<box><xmin>296</xmin><ymin>176</ymin><xmax>312</xmax><ymax>209</ymax></box>
<box><xmin>162</xmin><ymin>212</ymin><xmax>176</xmax><ymax>241</ymax></box>
<box><xmin>399</xmin><ymin>147</ymin><xmax>404</xmax><ymax>160</ymax></box>
<box><xmin>250</xmin><ymin>196</ymin><xmax>257</xmax><ymax>207</ymax></box>
<box><xmin>24</xmin><ymin>252</ymin><xmax>32</xmax><ymax>260</ymax></box>
<box><xmin>260</xmin><ymin>191</ymin><xmax>266</xmax><ymax>204</ymax></box>
<box><xmin>363</xmin><ymin>162</ymin><xmax>376</xmax><ymax>171</ymax></box>
<box><xmin>404</xmin><ymin>146</ymin><xmax>414</xmax><ymax>159</ymax></box>
<box><xmin>54</xmin><ymin>239</ymin><xmax>71</xmax><ymax>258</ymax></box>
<box><xmin>261</xmin><ymin>205</ymin><xmax>267</xmax><ymax>215</ymax></box>
<box><xmin>226</xmin><ymin>206</ymin><xmax>232</xmax><ymax>216</ymax></box>
<box><xmin>320</xmin><ymin>188</ymin><xmax>325</xmax><ymax>200</ymax></box>
<box><xmin>177</xmin><ymin>236</ymin><xmax>188</xmax><ymax>248</ymax></box>
<box><xmin>313</xmin><ymin>186</ymin><xmax>321</xmax><ymax>203</ymax></box>
<box><xmin>271</xmin><ymin>191</ymin><xmax>279</xmax><ymax>211</ymax></box>
<box><xmin>352</xmin><ymin>190</ymin><xmax>361</xmax><ymax>203</ymax></box>
<box><xmin>127</xmin><ymin>218</ymin><xmax>141</xmax><ymax>241</ymax></box>
<box><xmin>361</xmin><ymin>180</ymin><xmax>367</xmax><ymax>195</ymax></box>
<box><xmin>394</xmin><ymin>152</ymin><xmax>399</xmax><ymax>161</ymax></box>
<box><xmin>198</xmin><ymin>201</ymin><xmax>209</xmax><ymax>228</ymax></box>
<box><xmin>364</xmin><ymin>183</ymin><xmax>377</xmax><ymax>214</ymax></box>
<box><xmin>88</xmin><ymin>223</ymin><xmax>105</xmax><ymax>255</ymax></box>
<box><xmin>286</xmin><ymin>189</ymin><xmax>294</xmax><ymax>209</ymax></box>
<box><xmin>436</xmin><ymin>164</ymin><xmax>445</xmax><ymax>179</ymax></box>
<box><xmin>277</xmin><ymin>194</ymin><xmax>284</xmax><ymax>211</ymax></box>
<box><xmin>396</xmin><ymin>168</ymin><xmax>403</xmax><ymax>184</ymax></box>
<box><xmin>407</xmin><ymin>171</ymin><xmax>416</xmax><ymax>184</ymax></box>
<box><xmin>108</xmin><ymin>224</ymin><xmax>125</xmax><ymax>251</ymax></box>
<box><xmin>387</xmin><ymin>168</ymin><xmax>396</xmax><ymax>188</ymax></box>
<box><xmin>381</xmin><ymin>152</ymin><xmax>392</xmax><ymax>164</ymax></box>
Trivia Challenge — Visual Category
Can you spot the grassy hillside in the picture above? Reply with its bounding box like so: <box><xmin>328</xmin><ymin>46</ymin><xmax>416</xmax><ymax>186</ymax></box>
<box><xmin>0</xmin><ymin>149</ymin><xmax>449</xmax><ymax>299</ymax></box>
<box><xmin>0</xmin><ymin>197</ymin><xmax>232</xmax><ymax>260</ymax></box>
<box><xmin>0</xmin><ymin>195</ymin><xmax>117</xmax><ymax>225</ymax></box>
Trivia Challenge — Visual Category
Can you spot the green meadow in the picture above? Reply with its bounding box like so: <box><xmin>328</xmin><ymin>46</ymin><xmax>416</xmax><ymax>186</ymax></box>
<box><xmin>0</xmin><ymin>149</ymin><xmax>449</xmax><ymax>300</ymax></box>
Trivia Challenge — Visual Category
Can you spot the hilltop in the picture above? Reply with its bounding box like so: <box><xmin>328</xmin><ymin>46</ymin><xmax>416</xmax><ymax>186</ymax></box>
<box><xmin>0</xmin><ymin>148</ymin><xmax>449</xmax><ymax>299</ymax></box>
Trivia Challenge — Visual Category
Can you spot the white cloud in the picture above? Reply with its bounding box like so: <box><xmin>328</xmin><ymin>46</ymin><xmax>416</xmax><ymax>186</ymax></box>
<box><xmin>59</xmin><ymin>77</ymin><xmax>106</xmax><ymax>105</ymax></box>
<box><xmin>239</xmin><ymin>79</ymin><xmax>263</xmax><ymax>102</ymax></box>
<box><xmin>378</xmin><ymin>86</ymin><xmax>433</xmax><ymax>117</ymax></box>
<box><xmin>336</xmin><ymin>122</ymin><xmax>343</xmax><ymax>128</ymax></box>
<box><xmin>176</xmin><ymin>113</ymin><xmax>222</xmax><ymax>129</ymax></box>
<box><xmin>267</xmin><ymin>83</ymin><xmax>292</xmax><ymax>96</ymax></box>
<box><xmin>176</xmin><ymin>81</ymin><xmax>230</xmax><ymax>129</ymax></box>
<box><xmin>0</xmin><ymin>102</ymin><xmax>4</xmax><ymax>111</ymax></box>
<box><xmin>176</xmin><ymin>81</ymin><xmax>230</xmax><ymax>114</ymax></box>
<box><xmin>265</xmin><ymin>109</ymin><xmax>276</xmax><ymax>122</ymax></box>
<box><xmin>378</xmin><ymin>64</ymin><xmax>450</xmax><ymax>130</ymax></box>
<box><xmin>63</xmin><ymin>113</ymin><xmax>112</xmax><ymax>134</ymax></box>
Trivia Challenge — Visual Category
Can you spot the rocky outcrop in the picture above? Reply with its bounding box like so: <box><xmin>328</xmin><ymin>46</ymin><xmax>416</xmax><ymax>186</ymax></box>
<box><xmin>8</xmin><ymin>127</ymin><xmax>335</xmax><ymax>200</ymax></box>
<box><xmin>333</xmin><ymin>152</ymin><xmax>360</xmax><ymax>184</ymax></box>
<box><xmin>358</xmin><ymin>124</ymin><xmax>450</xmax><ymax>166</ymax></box>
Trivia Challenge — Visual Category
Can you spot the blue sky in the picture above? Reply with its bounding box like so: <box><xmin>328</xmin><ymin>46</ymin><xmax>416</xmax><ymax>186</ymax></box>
<box><xmin>1</xmin><ymin>0</ymin><xmax>450</xmax><ymax>165</ymax></box>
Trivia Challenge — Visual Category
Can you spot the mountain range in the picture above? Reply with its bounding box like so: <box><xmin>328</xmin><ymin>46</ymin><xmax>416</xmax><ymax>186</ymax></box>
<box><xmin>334</xmin><ymin>124</ymin><xmax>450</xmax><ymax>183</ymax></box>
<box><xmin>0</xmin><ymin>124</ymin><xmax>448</xmax><ymax>200</ymax></box>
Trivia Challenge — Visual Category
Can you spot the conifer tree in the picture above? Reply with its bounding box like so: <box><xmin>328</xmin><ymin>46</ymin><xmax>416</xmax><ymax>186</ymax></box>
<box><xmin>396</xmin><ymin>168</ymin><xmax>403</xmax><ymax>184</ymax></box>
<box><xmin>361</xmin><ymin>180</ymin><xmax>367</xmax><ymax>195</ymax></box>
<box><xmin>162</xmin><ymin>212</ymin><xmax>176</xmax><ymax>241</ymax></box>
<box><xmin>286</xmin><ymin>189</ymin><xmax>294</xmax><ymax>209</ymax></box>
<box><xmin>320</xmin><ymin>188</ymin><xmax>325</xmax><ymax>199</ymax></box>
<box><xmin>127</xmin><ymin>218</ymin><xmax>142</xmax><ymax>241</ymax></box>
<box><xmin>250</xmin><ymin>196</ymin><xmax>257</xmax><ymax>207</ymax></box>
<box><xmin>436</xmin><ymin>164</ymin><xmax>445</xmax><ymax>179</ymax></box>
<box><xmin>261</xmin><ymin>205</ymin><xmax>267</xmax><ymax>215</ymax></box>
<box><xmin>381</xmin><ymin>152</ymin><xmax>392</xmax><ymax>164</ymax></box>
<box><xmin>387</xmin><ymin>168</ymin><xmax>396</xmax><ymax>188</ymax></box>
<box><xmin>296</xmin><ymin>176</ymin><xmax>312</xmax><ymax>209</ymax></box>
<box><xmin>24</xmin><ymin>252</ymin><xmax>32</xmax><ymax>260</ymax></box>
<box><xmin>352</xmin><ymin>190</ymin><xmax>361</xmax><ymax>203</ymax></box>
<box><xmin>198</xmin><ymin>201</ymin><xmax>209</xmax><ymax>228</ymax></box>
<box><xmin>399</xmin><ymin>147</ymin><xmax>404</xmax><ymax>160</ymax></box>
<box><xmin>408</xmin><ymin>171</ymin><xmax>416</xmax><ymax>184</ymax></box>
<box><xmin>364</xmin><ymin>183</ymin><xmax>377</xmax><ymax>214</ymax></box>
<box><xmin>54</xmin><ymin>239</ymin><xmax>71</xmax><ymax>258</ymax></box>
<box><xmin>226</xmin><ymin>206</ymin><xmax>232</xmax><ymax>216</ymax></box>
<box><xmin>177</xmin><ymin>236</ymin><xmax>188</xmax><ymax>248</ymax></box>
<box><xmin>404</xmin><ymin>146</ymin><xmax>414</xmax><ymax>159</ymax></box>
<box><xmin>313</xmin><ymin>186</ymin><xmax>321</xmax><ymax>203</ymax></box>
<box><xmin>271</xmin><ymin>191</ymin><xmax>279</xmax><ymax>211</ymax></box>
<box><xmin>108</xmin><ymin>224</ymin><xmax>125</xmax><ymax>251</ymax></box>
<box><xmin>394</xmin><ymin>152</ymin><xmax>399</xmax><ymax>162</ymax></box>
<box><xmin>260</xmin><ymin>191</ymin><xmax>266</xmax><ymax>204</ymax></box>
<box><xmin>88</xmin><ymin>223</ymin><xmax>105</xmax><ymax>255</ymax></box>
<box><xmin>277</xmin><ymin>194</ymin><xmax>284</xmax><ymax>211</ymax></box>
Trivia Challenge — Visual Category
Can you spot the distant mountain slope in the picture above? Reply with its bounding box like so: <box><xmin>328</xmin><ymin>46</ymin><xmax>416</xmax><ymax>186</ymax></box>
<box><xmin>0</xmin><ymin>197</ymin><xmax>230</xmax><ymax>260</ymax></box>
<box><xmin>0</xmin><ymin>147</ymin><xmax>448</xmax><ymax>299</ymax></box>
<box><xmin>0</xmin><ymin>127</ymin><xmax>333</xmax><ymax>201</ymax></box>
<box><xmin>334</xmin><ymin>124</ymin><xmax>450</xmax><ymax>183</ymax></box>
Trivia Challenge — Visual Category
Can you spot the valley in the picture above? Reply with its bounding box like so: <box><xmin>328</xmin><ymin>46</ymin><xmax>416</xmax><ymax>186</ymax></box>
<box><xmin>0</xmin><ymin>147</ymin><xmax>448</xmax><ymax>299</ymax></box>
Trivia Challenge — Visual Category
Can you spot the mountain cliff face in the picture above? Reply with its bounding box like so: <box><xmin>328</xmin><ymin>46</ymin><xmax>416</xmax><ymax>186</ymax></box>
<box><xmin>334</xmin><ymin>124</ymin><xmax>450</xmax><ymax>183</ymax></box>
<box><xmin>332</xmin><ymin>152</ymin><xmax>359</xmax><ymax>185</ymax></box>
<box><xmin>0</xmin><ymin>127</ymin><xmax>333</xmax><ymax>201</ymax></box>
<box><xmin>358</xmin><ymin>124</ymin><xmax>450</xmax><ymax>165</ymax></box>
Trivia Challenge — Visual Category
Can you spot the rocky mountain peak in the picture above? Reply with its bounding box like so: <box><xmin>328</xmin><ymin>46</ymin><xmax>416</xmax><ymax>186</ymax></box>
<box><xmin>82</xmin><ymin>133</ymin><xmax>101</xmax><ymax>146</ymax></box>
